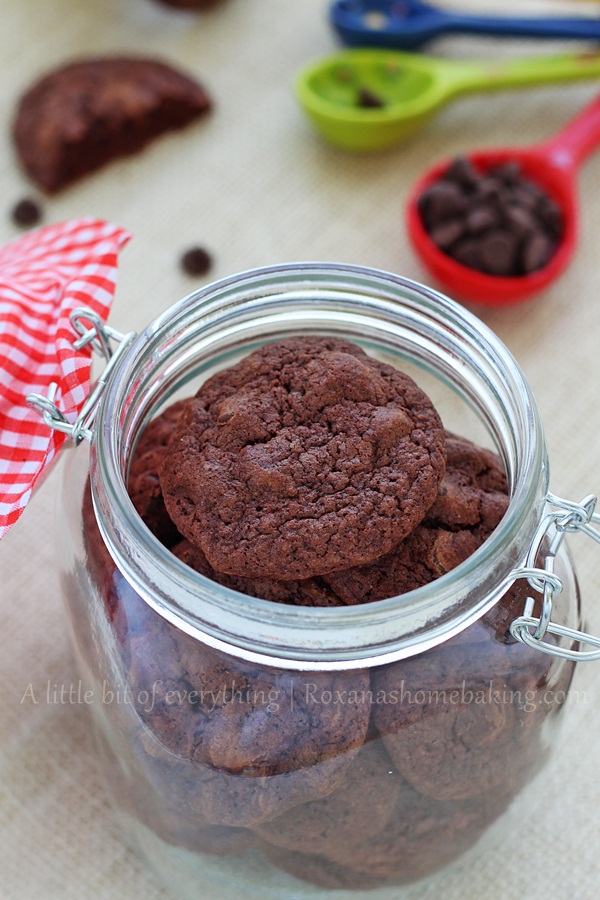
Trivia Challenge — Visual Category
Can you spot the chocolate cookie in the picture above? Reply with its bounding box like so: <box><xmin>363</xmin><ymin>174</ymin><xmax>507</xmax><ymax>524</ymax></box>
<box><xmin>318</xmin><ymin>780</ymin><xmax>508</xmax><ymax>881</ymax></box>
<box><xmin>128</xmin><ymin>399</ymin><xmax>189</xmax><ymax>548</ymax></box>
<box><xmin>172</xmin><ymin>539</ymin><xmax>345</xmax><ymax>607</ymax></box>
<box><xmin>145</xmin><ymin>751</ymin><xmax>367</xmax><ymax>829</ymax></box>
<box><xmin>254</xmin><ymin>740</ymin><xmax>400</xmax><ymax>856</ymax></box>
<box><xmin>160</xmin><ymin>337</ymin><xmax>446</xmax><ymax>579</ymax></box>
<box><xmin>371</xmin><ymin>596</ymin><xmax>563</xmax><ymax>803</ymax></box>
<box><xmin>83</xmin><ymin>483</ymin><xmax>370</xmax><ymax>828</ymax></box>
<box><xmin>95</xmin><ymin>727</ymin><xmax>255</xmax><ymax>857</ymax></box>
<box><xmin>261</xmin><ymin>843</ymin><xmax>383</xmax><ymax>891</ymax></box>
<box><xmin>325</xmin><ymin>432</ymin><xmax>508</xmax><ymax>603</ymax></box>
<box><xmin>128</xmin><ymin>613</ymin><xmax>370</xmax><ymax>773</ymax></box>
<box><xmin>261</xmin><ymin>783</ymin><xmax>507</xmax><ymax>887</ymax></box>
<box><xmin>13</xmin><ymin>58</ymin><xmax>212</xmax><ymax>192</ymax></box>
<box><xmin>82</xmin><ymin>478</ymin><xmax>138</xmax><ymax>653</ymax></box>
<box><xmin>124</xmin><ymin>603</ymin><xmax>371</xmax><ymax>824</ymax></box>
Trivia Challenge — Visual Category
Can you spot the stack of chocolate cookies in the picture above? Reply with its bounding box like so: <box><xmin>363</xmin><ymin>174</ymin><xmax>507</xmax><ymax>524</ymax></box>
<box><xmin>83</xmin><ymin>337</ymin><xmax>573</xmax><ymax>890</ymax></box>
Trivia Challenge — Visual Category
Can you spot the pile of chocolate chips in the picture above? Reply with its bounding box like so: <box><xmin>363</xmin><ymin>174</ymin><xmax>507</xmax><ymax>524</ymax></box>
<box><xmin>417</xmin><ymin>156</ymin><xmax>563</xmax><ymax>277</ymax></box>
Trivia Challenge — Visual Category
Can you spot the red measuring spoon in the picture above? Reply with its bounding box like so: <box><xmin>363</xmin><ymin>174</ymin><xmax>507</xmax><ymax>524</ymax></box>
<box><xmin>406</xmin><ymin>93</ymin><xmax>600</xmax><ymax>306</ymax></box>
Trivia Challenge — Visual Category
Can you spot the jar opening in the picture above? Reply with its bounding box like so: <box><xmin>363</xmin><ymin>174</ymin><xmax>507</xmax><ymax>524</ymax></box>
<box><xmin>92</xmin><ymin>263</ymin><xmax>547</xmax><ymax>669</ymax></box>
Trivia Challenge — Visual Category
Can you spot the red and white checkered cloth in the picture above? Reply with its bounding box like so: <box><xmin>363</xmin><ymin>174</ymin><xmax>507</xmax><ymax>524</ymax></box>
<box><xmin>0</xmin><ymin>219</ymin><xmax>131</xmax><ymax>540</ymax></box>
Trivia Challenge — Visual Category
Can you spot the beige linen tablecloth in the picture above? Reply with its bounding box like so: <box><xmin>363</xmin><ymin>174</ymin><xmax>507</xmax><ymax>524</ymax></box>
<box><xmin>2</xmin><ymin>1</ymin><xmax>600</xmax><ymax>897</ymax></box>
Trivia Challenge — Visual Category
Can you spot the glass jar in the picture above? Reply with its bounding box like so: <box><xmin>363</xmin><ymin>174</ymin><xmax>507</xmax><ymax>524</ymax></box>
<box><xmin>54</xmin><ymin>264</ymin><xmax>592</xmax><ymax>899</ymax></box>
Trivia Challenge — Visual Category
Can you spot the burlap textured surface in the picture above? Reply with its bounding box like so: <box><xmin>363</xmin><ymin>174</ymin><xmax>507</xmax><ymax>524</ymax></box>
<box><xmin>1</xmin><ymin>1</ymin><xmax>599</xmax><ymax>898</ymax></box>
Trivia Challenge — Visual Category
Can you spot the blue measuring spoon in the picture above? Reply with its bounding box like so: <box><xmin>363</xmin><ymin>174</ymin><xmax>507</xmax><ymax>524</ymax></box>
<box><xmin>330</xmin><ymin>0</ymin><xmax>600</xmax><ymax>51</ymax></box>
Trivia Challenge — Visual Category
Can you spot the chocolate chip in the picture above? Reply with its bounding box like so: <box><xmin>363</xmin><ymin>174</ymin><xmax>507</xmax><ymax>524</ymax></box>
<box><xmin>522</xmin><ymin>232</ymin><xmax>554</xmax><ymax>274</ymax></box>
<box><xmin>504</xmin><ymin>206</ymin><xmax>536</xmax><ymax>239</ymax></box>
<box><xmin>357</xmin><ymin>87</ymin><xmax>384</xmax><ymax>108</ymax></box>
<box><xmin>450</xmin><ymin>238</ymin><xmax>482</xmax><ymax>269</ymax></box>
<box><xmin>466</xmin><ymin>206</ymin><xmax>500</xmax><ymax>235</ymax></box>
<box><xmin>512</xmin><ymin>183</ymin><xmax>543</xmax><ymax>211</ymax></box>
<box><xmin>476</xmin><ymin>177</ymin><xmax>503</xmax><ymax>202</ymax></box>
<box><xmin>418</xmin><ymin>182</ymin><xmax>467</xmax><ymax>227</ymax></box>
<box><xmin>493</xmin><ymin>162</ymin><xmax>521</xmax><ymax>186</ymax></box>
<box><xmin>429</xmin><ymin>219</ymin><xmax>465</xmax><ymax>250</ymax></box>
<box><xmin>536</xmin><ymin>196</ymin><xmax>563</xmax><ymax>238</ymax></box>
<box><xmin>444</xmin><ymin>156</ymin><xmax>478</xmax><ymax>190</ymax></box>
<box><xmin>417</xmin><ymin>155</ymin><xmax>564</xmax><ymax>279</ymax></box>
<box><xmin>11</xmin><ymin>197</ymin><xmax>42</xmax><ymax>227</ymax></box>
<box><xmin>180</xmin><ymin>247</ymin><xmax>213</xmax><ymax>276</ymax></box>
<box><xmin>478</xmin><ymin>230</ymin><xmax>519</xmax><ymax>276</ymax></box>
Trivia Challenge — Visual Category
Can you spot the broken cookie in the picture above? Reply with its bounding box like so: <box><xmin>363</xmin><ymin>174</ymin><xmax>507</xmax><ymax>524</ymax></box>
<box><xmin>13</xmin><ymin>57</ymin><xmax>212</xmax><ymax>192</ymax></box>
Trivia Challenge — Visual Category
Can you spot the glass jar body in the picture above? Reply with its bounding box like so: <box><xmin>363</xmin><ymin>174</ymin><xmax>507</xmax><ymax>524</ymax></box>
<box><xmin>58</xmin><ymin>266</ymin><xmax>581</xmax><ymax>898</ymax></box>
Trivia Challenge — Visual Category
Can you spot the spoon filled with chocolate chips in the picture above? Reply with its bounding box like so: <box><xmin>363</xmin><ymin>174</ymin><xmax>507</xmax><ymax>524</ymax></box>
<box><xmin>406</xmin><ymin>92</ymin><xmax>600</xmax><ymax>306</ymax></box>
<box><xmin>296</xmin><ymin>49</ymin><xmax>600</xmax><ymax>152</ymax></box>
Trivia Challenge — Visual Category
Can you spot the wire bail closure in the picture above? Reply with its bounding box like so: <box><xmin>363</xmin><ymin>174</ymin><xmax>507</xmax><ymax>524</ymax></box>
<box><xmin>510</xmin><ymin>493</ymin><xmax>600</xmax><ymax>661</ymax></box>
<box><xmin>26</xmin><ymin>307</ymin><xmax>137</xmax><ymax>445</ymax></box>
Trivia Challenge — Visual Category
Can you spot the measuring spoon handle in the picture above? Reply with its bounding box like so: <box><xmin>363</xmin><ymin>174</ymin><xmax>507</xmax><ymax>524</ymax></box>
<box><xmin>444</xmin><ymin>52</ymin><xmax>600</xmax><ymax>99</ymax></box>
<box><xmin>541</xmin><ymin>93</ymin><xmax>600</xmax><ymax>171</ymax></box>
<box><xmin>446</xmin><ymin>12</ymin><xmax>600</xmax><ymax>41</ymax></box>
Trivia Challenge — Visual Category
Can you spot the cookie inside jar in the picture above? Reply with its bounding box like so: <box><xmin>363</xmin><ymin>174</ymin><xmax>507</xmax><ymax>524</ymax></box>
<box><xmin>90</xmin><ymin>332</ymin><xmax>574</xmax><ymax>891</ymax></box>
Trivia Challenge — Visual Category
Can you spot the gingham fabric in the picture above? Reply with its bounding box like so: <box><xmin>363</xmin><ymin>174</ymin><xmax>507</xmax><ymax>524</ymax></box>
<box><xmin>0</xmin><ymin>219</ymin><xmax>131</xmax><ymax>539</ymax></box>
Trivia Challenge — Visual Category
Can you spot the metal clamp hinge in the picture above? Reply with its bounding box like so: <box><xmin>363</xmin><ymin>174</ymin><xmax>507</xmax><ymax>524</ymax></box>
<box><xmin>26</xmin><ymin>308</ymin><xmax>137</xmax><ymax>445</ymax></box>
<box><xmin>510</xmin><ymin>493</ymin><xmax>600</xmax><ymax>661</ymax></box>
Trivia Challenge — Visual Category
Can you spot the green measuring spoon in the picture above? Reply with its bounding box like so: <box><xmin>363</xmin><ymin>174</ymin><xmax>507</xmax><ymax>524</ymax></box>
<box><xmin>295</xmin><ymin>49</ymin><xmax>600</xmax><ymax>151</ymax></box>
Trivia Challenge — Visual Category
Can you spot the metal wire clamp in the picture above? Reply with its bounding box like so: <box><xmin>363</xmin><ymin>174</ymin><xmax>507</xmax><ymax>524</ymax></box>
<box><xmin>26</xmin><ymin>307</ymin><xmax>137</xmax><ymax>445</ymax></box>
<box><xmin>510</xmin><ymin>493</ymin><xmax>600</xmax><ymax>661</ymax></box>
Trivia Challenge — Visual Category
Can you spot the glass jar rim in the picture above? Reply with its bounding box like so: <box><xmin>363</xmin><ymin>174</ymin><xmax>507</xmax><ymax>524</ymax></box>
<box><xmin>91</xmin><ymin>263</ymin><xmax>547</xmax><ymax>670</ymax></box>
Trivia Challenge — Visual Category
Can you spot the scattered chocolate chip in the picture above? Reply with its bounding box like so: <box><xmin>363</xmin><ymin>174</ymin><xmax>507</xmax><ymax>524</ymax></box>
<box><xmin>357</xmin><ymin>87</ymin><xmax>385</xmax><ymax>108</ymax></box>
<box><xmin>180</xmin><ymin>246</ymin><xmax>213</xmax><ymax>276</ymax></box>
<box><xmin>418</xmin><ymin>156</ymin><xmax>564</xmax><ymax>278</ymax></box>
<box><xmin>11</xmin><ymin>197</ymin><xmax>42</xmax><ymax>227</ymax></box>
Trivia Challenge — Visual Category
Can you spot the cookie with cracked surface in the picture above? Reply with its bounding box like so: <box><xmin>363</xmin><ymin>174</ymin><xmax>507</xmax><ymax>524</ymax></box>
<box><xmin>14</xmin><ymin>57</ymin><xmax>212</xmax><ymax>192</ymax></box>
<box><xmin>172</xmin><ymin>539</ymin><xmax>345</xmax><ymax>607</ymax></box>
<box><xmin>160</xmin><ymin>337</ymin><xmax>446</xmax><ymax>579</ymax></box>
<box><xmin>324</xmin><ymin>432</ymin><xmax>508</xmax><ymax>603</ymax></box>
<box><xmin>128</xmin><ymin>399</ymin><xmax>189</xmax><ymax>548</ymax></box>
